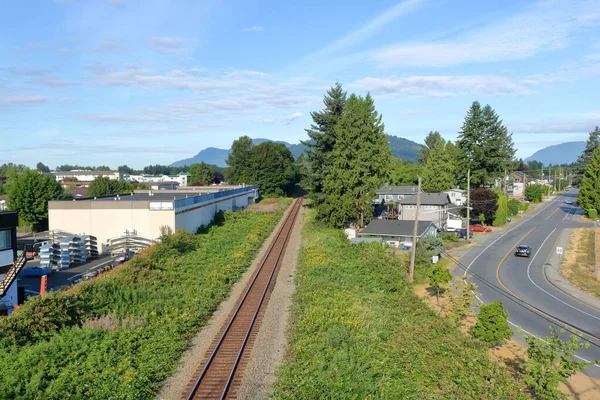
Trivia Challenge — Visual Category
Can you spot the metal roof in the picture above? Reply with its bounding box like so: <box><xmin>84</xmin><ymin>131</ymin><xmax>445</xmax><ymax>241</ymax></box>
<box><xmin>359</xmin><ymin>220</ymin><xmax>434</xmax><ymax>237</ymax></box>
<box><xmin>397</xmin><ymin>193</ymin><xmax>451</xmax><ymax>206</ymax></box>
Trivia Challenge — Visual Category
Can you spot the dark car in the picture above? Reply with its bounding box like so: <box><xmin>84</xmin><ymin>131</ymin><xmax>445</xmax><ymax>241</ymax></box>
<box><xmin>515</xmin><ymin>245</ymin><xmax>531</xmax><ymax>257</ymax></box>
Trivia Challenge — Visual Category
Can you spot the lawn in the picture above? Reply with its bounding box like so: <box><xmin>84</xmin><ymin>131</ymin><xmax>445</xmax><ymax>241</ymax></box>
<box><xmin>561</xmin><ymin>228</ymin><xmax>600</xmax><ymax>300</ymax></box>
<box><xmin>0</xmin><ymin>201</ymin><xmax>289</xmax><ymax>399</ymax></box>
<box><xmin>272</xmin><ymin>210</ymin><xmax>528</xmax><ymax>399</ymax></box>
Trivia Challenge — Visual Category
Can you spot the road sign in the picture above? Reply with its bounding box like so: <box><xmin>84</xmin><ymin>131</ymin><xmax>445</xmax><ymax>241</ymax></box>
<box><xmin>556</xmin><ymin>247</ymin><xmax>564</xmax><ymax>255</ymax></box>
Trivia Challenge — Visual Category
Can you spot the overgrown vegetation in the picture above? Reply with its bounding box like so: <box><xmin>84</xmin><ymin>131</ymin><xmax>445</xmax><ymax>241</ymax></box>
<box><xmin>273</xmin><ymin>210</ymin><xmax>528</xmax><ymax>399</ymax></box>
<box><xmin>471</xmin><ymin>300</ymin><xmax>512</xmax><ymax>347</ymax></box>
<box><xmin>521</xmin><ymin>326</ymin><xmax>593</xmax><ymax>400</ymax></box>
<box><xmin>0</xmin><ymin>204</ymin><xmax>288</xmax><ymax>399</ymax></box>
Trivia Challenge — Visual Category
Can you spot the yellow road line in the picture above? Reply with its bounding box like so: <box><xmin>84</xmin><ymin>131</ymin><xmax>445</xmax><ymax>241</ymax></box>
<box><xmin>495</xmin><ymin>226</ymin><xmax>600</xmax><ymax>341</ymax></box>
<box><xmin>544</xmin><ymin>208</ymin><xmax>558</xmax><ymax>220</ymax></box>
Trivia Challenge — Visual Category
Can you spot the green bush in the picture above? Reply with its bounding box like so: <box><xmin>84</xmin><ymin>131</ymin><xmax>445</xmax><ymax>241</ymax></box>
<box><xmin>518</xmin><ymin>202</ymin><xmax>529</xmax><ymax>211</ymax></box>
<box><xmin>525</xmin><ymin>184</ymin><xmax>544</xmax><ymax>202</ymax></box>
<box><xmin>588</xmin><ymin>209</ymin><xmax>598</xmax><ymax>219</ymax></box>
<box><xmin>439</xmin><ymin>232</ymin><xmax>459</xmax><ymax>243</ymax></box>
<box><xmin>507</xmin><ymin>199</ymin><xmax>519</xmax><ymax>216</ymax></box>
<box><xmin>493</xmin><ymin>194</ymin><xmax>508</xmax><ymax>226</ymax></box>
<box><xmin>471</xmin><ymin>300</ymin><xmax>512</xmax><ymax>347</ymax></box>
<box><xmin>273</xmin><ymin>210</ymin><xmax>528</xmax><ymax>399</ymax></box>
<box><xmin>0</xmin><ymin>202</ymin><xmax>290</xmax><ymax>398</ymax></box>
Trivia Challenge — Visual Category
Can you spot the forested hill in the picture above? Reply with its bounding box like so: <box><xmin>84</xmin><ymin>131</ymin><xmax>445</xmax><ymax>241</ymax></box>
<box><xmin>171</xmin><ymin>135</ymin><xmax>423</xmax><ymax>167</ymax></box>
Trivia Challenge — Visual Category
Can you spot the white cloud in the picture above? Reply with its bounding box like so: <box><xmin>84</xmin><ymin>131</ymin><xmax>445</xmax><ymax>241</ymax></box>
<box><xmin>372</xmin><ymin>0</ymin><xmax>600</xmax><ymax>67</ymax></box>
<box><xmin>97</xmin><ymin>38</ymin><xmax>127</xmax><ymax>53</ymax></box>
<box><xmin>0</xmin><ymin>95</ymin><xmax>48</xmax><ymax>105</ymax></box>
<box><xmin>350</xmin><ymin>75</ymin><xmax>539</xmax><ymax>97</ymax></box>
<box><xmin>151</xmin><ymin>36</ymin><xmax>188</xmax><ymax>54</ymax></box>
<box><xmin>241</xmin><ymin>26</ymin><xmax>264</xmax><ymax>32</ymax></box>
<box><xmin>56</xmin><ymin>48</ymin><xmax>74</xmax><ymax>55</ymax></box>
<box><xmin>97</xmin><ymin>0</ymin><xmax>125</xmax><ymax>7</ymax></box>
<box><xmin>292</xmin><ymin>0</ymin><xmax>427</xmax><ymax>69</ymax></box>
<box><xmin>284</xmin><ymin>112</ymin><xmax>303</xmax><ymax>124</ymax></box>
<box><xmin>511</xmin><ymin>120</ymin><xmax>600</xmax><ymax>134</ymax></box>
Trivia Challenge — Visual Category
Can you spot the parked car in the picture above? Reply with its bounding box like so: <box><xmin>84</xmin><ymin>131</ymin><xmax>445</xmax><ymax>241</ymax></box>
<box><xmin>81</xmin><ymin>271</ymin><xmax>99</xmax><ymax>281</ymax></box>
<box><xmin>515</xmin><ymin>244</ymin><xmax>531</xmax><ymax>257</ymax></box>
<box><xmin>470</xmin><ymin>224</ymin><xmax>492</xmax><ymax>232</ymax></box>
<box><xmin>19</xmin><ymin>266</ymin><xmax>51</xmax><ymax>278</ymax></box>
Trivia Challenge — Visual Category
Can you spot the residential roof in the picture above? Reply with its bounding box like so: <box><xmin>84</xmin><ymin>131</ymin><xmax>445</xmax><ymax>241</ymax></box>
<box><xmin>444</xmin><ymin>188</ymin><xmax>467</xmax><ymax>194</ymax></box>
<box><xmin>398</xmin><ymin>193</ymin><xmax>451</xmax><ymax>206</ymax></box>
<box><xmin>512</xmin><ymin>171</ymin><xmax>529</xmax><ymax>179</ymax></box>
<box><xmin>359</xmin><ymin>220</ymin><xmax>433</xmax><ymax>237</ymax></box>
<box><xmin>375</xmin><ymin>185</ymin><xmax>421</xmax><ymax>195</ymax></box>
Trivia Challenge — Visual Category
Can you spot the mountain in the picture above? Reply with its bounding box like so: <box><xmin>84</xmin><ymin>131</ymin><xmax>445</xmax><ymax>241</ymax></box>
<box><xmin>170</xmin><ymin>135</ymin><xmax>423</xmax><ymax>167</ymax></box>
<box><xmin>524</xmin><ymin>141</ymin><xmax>585</xmax><ymax>165</ymax></box>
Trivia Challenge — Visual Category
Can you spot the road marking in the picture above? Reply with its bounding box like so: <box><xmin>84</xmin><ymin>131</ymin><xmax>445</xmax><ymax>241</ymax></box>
<box><xmin>495</xmin><ymin>227</ymin><xmax>537</xmax><ymax>298</ymax></box>
<box><xmin>544</xmin><ymin>208</ymin><xmax>558</xmax><ymax>220</ymax></box>
<box><xmin>562</xmin><ymin>205</ymin><xmax>575</xmax><ymax>221</ymax></box>
<box><xmin>527</xmin><ymin>229</ymin><xmax>600</xmax><ymax>322</ymax></box>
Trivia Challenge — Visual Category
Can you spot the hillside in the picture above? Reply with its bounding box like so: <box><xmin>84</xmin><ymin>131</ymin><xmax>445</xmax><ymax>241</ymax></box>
<box><xmin>171</xmin><ymin>135</ymin><xmax>423</xmax><ymax>167</ymax></box>
<box><xmin>524</xmin><ymin>141</ymin><xmax>585</xmax><ymax>164</ymax></box>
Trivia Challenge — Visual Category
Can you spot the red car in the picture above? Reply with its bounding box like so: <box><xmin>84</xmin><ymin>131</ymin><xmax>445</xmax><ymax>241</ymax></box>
<box><xmin>470</xmin><ymin>224</ymin><xmax>492</xmax><ymax>232</ymax></box>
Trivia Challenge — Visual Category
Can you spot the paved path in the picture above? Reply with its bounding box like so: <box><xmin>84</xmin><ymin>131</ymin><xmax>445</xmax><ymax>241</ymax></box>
<box><xmin>453</xmin><ymin>190</ymin><xmax>600</xmax><ymax>379</ymax></box>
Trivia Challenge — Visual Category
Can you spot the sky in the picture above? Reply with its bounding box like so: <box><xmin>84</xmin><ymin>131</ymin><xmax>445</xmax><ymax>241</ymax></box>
<box><xmin>1</xmin><ymin>0</ymin><xmax>599</xmax><ymax>169</ymax></box>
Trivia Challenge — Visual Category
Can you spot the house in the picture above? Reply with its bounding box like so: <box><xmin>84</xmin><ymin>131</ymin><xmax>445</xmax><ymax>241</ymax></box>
<box><xmin>443</xmin><ymin>189</ymin><xmax>467</xmax><ymax>206</ymax></box>
<box><xmin>358</xmin><ymin>219</ymin><xmax>436</xmax><ymax>248</ymax></box>
<box><xmin>375</xmin><ymin>184</ymin><xmax>422</xmax><ymax>204</ymax></box>
<box><xmin>0</xmin><ymin>195</ymin><xmax>7</xmax><ymax>211</ymax></box>
<box><xmin>397</xmin><ymin>193</ymin><xmax>452</xmax><ymax>228</ymax></box>
<box><xmin>511</xmin><ymin>171</ymin><xmax>529</xmax><ymax>184</ymax></box>
<box><xmin>0</xmin><ymin>211</ymin><xmax>19</xmax><ymax>315</ymax></box>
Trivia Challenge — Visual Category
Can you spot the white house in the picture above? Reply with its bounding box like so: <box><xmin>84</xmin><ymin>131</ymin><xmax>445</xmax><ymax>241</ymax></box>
<box><xmin>358</xmin><ymin>219</ymin><xmax>437</xmax><ymax>249</ymax></box>
<box><xmin>443</xmin><ymin>189</ymin><xmax>467</xmax><ymax>206</ymax></box>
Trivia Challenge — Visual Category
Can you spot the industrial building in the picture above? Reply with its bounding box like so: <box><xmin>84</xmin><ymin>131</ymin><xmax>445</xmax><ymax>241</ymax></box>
<box><xmin>0</xmin><ymin>211</ymin><xmax>19</xmax><ymax>314</ymax></box>
<box><xmin>52</xmin><ymin>170</ymin><xmax>122</xmax><ymax>183</ymax></box>
<box><xmin>124</xmin><ymin>172</ymin><xmax>190</xmax><ymax>187</ymax></box>
<box><xmin>48</xmin><ymin>186</ymin><xmax>259</xmax><ymax>253</ymax></box>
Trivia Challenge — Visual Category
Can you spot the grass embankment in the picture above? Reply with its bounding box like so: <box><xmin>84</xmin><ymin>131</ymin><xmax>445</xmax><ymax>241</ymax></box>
<box><xmin>561</xmin><ymin>228</ymin><xmax>600</xmax><ymax>300</ymax></box>
<box><xmin>0</xmin><ymin>200</ymin><xmax>290</xmax><ymax>399</ymax></box>
<box><xmin>273</xmin><ymin>210</ymin><xmax>527</xmax><ymax>399</ymax></box>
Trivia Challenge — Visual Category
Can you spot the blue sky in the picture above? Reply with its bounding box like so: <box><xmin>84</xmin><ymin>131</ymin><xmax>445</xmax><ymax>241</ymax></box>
<box><xmin>1</xmin><ymin>0</ymin><xmax>599</xmax><ymax>169</ymax></box>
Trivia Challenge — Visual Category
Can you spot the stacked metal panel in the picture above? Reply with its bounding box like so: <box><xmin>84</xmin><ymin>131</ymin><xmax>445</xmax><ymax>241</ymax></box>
<box><xmin>83</xmin><ymin>235</ymin><xmax>99</xmax><ymax>258</ymax></box>
<box><xmin>39</xmin><ymin>241</ymin><xmax>60</xmax><ymax>270</ymax></box>
<box><xmin>70</xmin><ymin>236</ymin><xmax>86</xmax><ymax>264</ymax></box>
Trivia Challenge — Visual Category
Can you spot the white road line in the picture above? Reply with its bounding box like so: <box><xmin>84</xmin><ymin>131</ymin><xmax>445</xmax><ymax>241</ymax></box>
<box><xmin>461</xmin><ymin>196</ymin><xmax>600</xmax><ymax>370</ymax></box>
<box><xmin>526</xmin><ymin>229</ymin><xmax>600</xmax><ymax>321</ymax></box>
<box><xmin>562</xmin><ymin>205</ymin><xmax>575</xmax><ymax>221</ymax></box>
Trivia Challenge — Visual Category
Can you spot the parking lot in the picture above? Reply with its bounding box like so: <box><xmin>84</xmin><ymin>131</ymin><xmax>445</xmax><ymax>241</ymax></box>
<box><xmin>17</xmin><ymin>255</ymin><xmax>119</xmax><ymax>293</ymax></box>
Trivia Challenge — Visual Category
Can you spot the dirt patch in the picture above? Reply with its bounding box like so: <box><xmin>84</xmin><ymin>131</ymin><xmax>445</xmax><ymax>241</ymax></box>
<box><xmin>415</xmin><ymin>276</ymin><xmax>600</xmax><ymax>399</ymax></box>
<box><xmin>561</xmin><ymin>227</ymin><xmax>600</xmax><ymax>299</ymax></box>
<box><xmin>158</xmin><ymin>201</ymin><xmax>294</xmax><ymax>399</ymax></box>
<box><xmin>236</xmin><ymin>205</ymin><xmax>304</xmax><ymax>399</ymax></box>
<box><xmin>246</xmin><ymin>203</ymin><xmax>278</xmax><ymax>212</ymax></box>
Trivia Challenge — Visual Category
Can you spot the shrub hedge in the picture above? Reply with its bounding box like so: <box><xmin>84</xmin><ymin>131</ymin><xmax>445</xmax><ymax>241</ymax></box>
<box><xmin>273</xmin><ymin>210</ymin><xmax>528</xmax><ymax>399</ymax></box>
<box><xmin>0</xmin><ymin>204</ymin><xmax>288</xmax><ymax>399</ymax></box>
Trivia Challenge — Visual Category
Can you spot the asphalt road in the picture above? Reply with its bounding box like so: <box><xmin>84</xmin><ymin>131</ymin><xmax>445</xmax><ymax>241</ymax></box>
<box><xmin>456</xmin><ymin>190</ymin><xmax>600</xmax><ymax>379</ymax></box>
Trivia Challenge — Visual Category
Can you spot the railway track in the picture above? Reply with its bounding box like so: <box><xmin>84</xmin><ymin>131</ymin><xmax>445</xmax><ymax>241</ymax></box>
<box><xmin>184</xmin><ymin>198</ymin><xmax>303</xmax><ymax>400</ymax></box>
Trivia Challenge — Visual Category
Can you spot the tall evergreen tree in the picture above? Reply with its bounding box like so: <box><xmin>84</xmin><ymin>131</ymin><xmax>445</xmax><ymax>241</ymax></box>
<box><xmin>320</xmin><ymin>93</ymin><xmax>391</xmax><ymax>227</ymax></box>
<box><xmin>225</xmin><ymin>136</ymin><xmax>253</xmax><ymax>184</ymax></box>
<box><xmin>302</xmin><ymin>83</ymin><xmax>347</xmax><ymax>206</ymax></box>
<box><xmin>577</xmin><ymin>146</ymin><xmax>600</xmax><ymax>213</ymax></box>
<box><xmin>575</xmin><ymin>127</ymin><xmax>600</xmax><ymax>186</ymax></box>
<box><xmin>457</xmin><ymin>101</ymin><xmax>515</xmax><ymax>188</ymax></box>
<box><xmin>416</xmin><ymin>131</ymin><xmax>444</xmax><ymax>165</ymax></box>
<box><xmin>422</xmin><ymin>139</ymin><xmax>455</xmax><ymax>192</ymax></box>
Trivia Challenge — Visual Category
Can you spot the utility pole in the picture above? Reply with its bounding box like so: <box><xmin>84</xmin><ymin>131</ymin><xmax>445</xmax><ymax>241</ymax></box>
<box><xmin>466</xmin><ymin>168</ymin><xmax>471</xmax><ymax>242</ymax></box>
<box><xmin>595</xmin><ymin>219</ymin><xmax>598</xmax><ymax>280</ymax></box>
<box><xmin>409</xmin><ymin>176</ymin><xmax>422</xmax><ymax>283</ymax></box>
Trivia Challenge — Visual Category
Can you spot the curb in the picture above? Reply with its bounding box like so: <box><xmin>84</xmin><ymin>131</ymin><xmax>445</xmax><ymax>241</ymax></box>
<box><xmin>542</xmin><ymin>228</ymin><xmax>600</xmax><ymax>312</ymax></box>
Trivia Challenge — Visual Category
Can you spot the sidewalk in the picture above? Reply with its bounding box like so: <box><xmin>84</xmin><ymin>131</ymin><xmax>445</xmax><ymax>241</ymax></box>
<box><xmin>543</xmin><ymin>228</ymin><xmax>600</xmax><ymax>311</ymax></box>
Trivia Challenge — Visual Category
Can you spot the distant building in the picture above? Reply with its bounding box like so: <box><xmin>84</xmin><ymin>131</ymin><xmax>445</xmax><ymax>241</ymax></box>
<box><xmin>125</xmin><ymin>172</ymin><xmax>190</xmax><ymax>187</ymax></box>
<box><xmin>358</xmin><ymin>219</ymin><xmax>436</xmax><ymax>248</ymax></box>
<box><xmin>52</xmin><ymin>170</ymin><xmax>122</xmax><ymax>182</ymax></box>
<box><xmin>374</xmin><ymin>184</ymin><xmax>422</xmax><ymax>203</ymax></box>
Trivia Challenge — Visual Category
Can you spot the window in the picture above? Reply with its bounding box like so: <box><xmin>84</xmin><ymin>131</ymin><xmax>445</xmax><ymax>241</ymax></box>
<box><xmin>0</xmin><ymin>229</ymin><xmax>11</xmax><ymax>251</ymax></box>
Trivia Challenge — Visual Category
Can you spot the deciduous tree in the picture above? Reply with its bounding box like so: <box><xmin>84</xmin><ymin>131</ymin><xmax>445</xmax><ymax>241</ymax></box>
<box><xmin>246</xmin><ymin>142</ymin><xmax>297</xmax><ymax>197</ymax></box>
<box><xmin>320</xmin><ymin>93</ymin><xmax>391</xmax><ymax>227</ymax></box>
<box><xmin>389</xmin><ymin>158</ymin><xmax>421</xmax><ymax>185</ymax></box>
<box><xmin>87</xmin><ymin>176</ymin><xmax>133</xmax><ymax>197</ymax></box>
<box><xmin>190</xmin><ymin>162</ymin><xmax>214</xmax><ymax>186</ymax></box>
<box><xmin>225</xmin><ymin>136</ymin><xmax>253</xmax><ymax>184</ymax></box>
<box><xmin>36</xmin><ymin>162</ymin><xmax>50</xmax><ymax>173</ymax></box>
<box><xmin>469</xmin><ymin>189</ymin><xmax>498</xmax><ymax>225</ymax></box>
<box><xmin>6</xmin><ymin>169</ymin><xmax>64</xmax><ymax>229</ymax></box>
<box><xmin>428</xmin><ymin>264</ymin><xmax>452</xmax><ymax>305</ymax></box>
<box><xmin>471</xmin><ymin>300</ymin><xmax>512</xmax><ymax>347</ymax></box>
